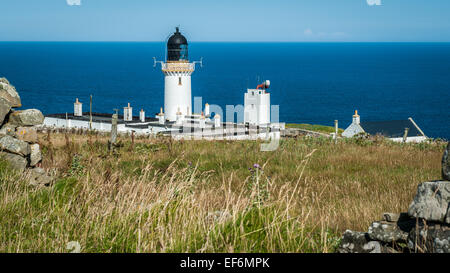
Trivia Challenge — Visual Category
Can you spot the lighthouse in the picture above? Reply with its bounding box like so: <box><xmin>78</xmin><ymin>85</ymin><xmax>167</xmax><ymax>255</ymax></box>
<box><xmin>155</xmin><ymin>27</ymin><xmax>202</xmax><ymax>122</ymax></box>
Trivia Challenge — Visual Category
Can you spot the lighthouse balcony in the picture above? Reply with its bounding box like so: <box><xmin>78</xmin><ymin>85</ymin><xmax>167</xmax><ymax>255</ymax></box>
<box><xmin>162</xmin><ymin>62</ymin><xmax>195</xmax><ymax>73</ymax></box>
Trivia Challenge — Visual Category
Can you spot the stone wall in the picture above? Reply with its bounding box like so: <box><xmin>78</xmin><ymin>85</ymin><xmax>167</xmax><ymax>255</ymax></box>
<box><xmin>337</xmin><ymin>143</ymin><xmax>450</xmax><ymax>253</ymax></box>
<box><xmin>0</xmin><ymin>78</ymin><xmax>51</xmax><ymax>186</ymax></box>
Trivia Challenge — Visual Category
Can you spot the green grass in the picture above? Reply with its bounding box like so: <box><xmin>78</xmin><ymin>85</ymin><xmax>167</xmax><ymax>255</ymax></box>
<box><xmin>0</xmin><ymin>133</ymin><xmax>445</xmax><ymax>253</ymax></box>
<box><xmin>286</xmin><ymin>123</ymin><xmax>344</xmax><ymax>134</ymax></box>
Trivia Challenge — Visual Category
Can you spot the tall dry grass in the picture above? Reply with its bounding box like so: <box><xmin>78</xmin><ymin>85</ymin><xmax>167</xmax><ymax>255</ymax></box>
<box><xmin>0</xmin><ymin>132</ymin><xmax>444</xmax><ymax>252</ymax></box>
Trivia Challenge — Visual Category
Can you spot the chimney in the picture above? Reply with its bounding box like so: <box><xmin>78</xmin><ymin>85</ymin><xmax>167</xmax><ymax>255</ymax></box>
<box><xmin>204</xmin><ymin>103</ymin><xmax>210</xmax><ymax>117</ymax></box>
<box><xmin>158</xmin><ymin>107</ymin><xmax>165</xmax><ymax>125</ymax></box>
<box><xmin>352</xmin><ymin>110</ymin><xmax>360</xmax><ymax>125</ymax></box>
<box><xmin>124</xmin><ymin>103</ymin><xmax>133</xmax><ymax>121</ymax></box>
<box><xmin>74</xmin><ymin>98</ymin><xmax>83</xmax><ymax>117</ymax></box>
<box><xmin>199</xmin><ymin>112</ymin><xmax>206</xmax><ymax>129</ymax></box>
<box><xmin>140</xmin><ymin>109</ymin><xmax>145</xmax><ymax>123</ymax></box>
<box><xmin>214</xmin><ymin>114</ymin><xmax>221</xmax><ymax>128</ymax></box>
<box><xmin>176</xmin><ymin>107</ymin><xmax>183</xmax><ymax>125</ymax></box>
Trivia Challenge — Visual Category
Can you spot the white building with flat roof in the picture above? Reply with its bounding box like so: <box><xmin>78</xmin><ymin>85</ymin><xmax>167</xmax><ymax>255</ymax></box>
<box><xmin>244</xmin><ymin>80</ymin><xmax>271</xmax><ymax>126</ymax></box>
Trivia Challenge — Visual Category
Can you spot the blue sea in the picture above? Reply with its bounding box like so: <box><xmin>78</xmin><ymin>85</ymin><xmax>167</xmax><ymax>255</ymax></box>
<box><xmin>0</xmin><ymin>42</ymin><xmax>449</xmax><ymax>139</ymax></box>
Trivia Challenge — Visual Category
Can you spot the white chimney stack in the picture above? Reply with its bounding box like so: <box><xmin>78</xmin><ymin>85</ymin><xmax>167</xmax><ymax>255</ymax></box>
<box><xmin>352</xmin><ymin>110</ymin><xmax>360</xmax><ymax>125</ymax></box>
<box><xmin>158</xmin><ymin>107</ymin><xmax>165</xmax><ymax>125</ymax></box>
<box><xmin>140</xmin><ymin>109</ymin><xmax>145</xmax><ymax>122</ymax></box>
<box><xmin>214</xmin><ymin>114</ymin><xmax>221</xmax><ymax>128</ymax></box>
<box><xmin>124</xmin><ymin>103</ymin><xmax>133</xmax><ymax>121</ymax></box>
<box><xmin>74</xmin><ymin>98</ymin><xmax>83</xmax><ymax>117</ymax></box>
<box><xmin>176</xmin><ymin>107</ymin><xmax>183</xmax><ymax>125</ymax></box>
<box><xmin>199</xmin><ymin>112</ymin><xmax>206</xmax><ymax>129</ymax></box>
<box><xmin>204</xmin><ymin>103</ymin><xmax>210</xmax><ymax>118</ymax></box>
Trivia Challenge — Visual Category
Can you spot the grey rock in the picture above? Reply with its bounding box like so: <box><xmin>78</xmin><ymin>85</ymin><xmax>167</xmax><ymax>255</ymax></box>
<box><xmin>0</xmin><ymin>151</ymin><xmax>27</xmax><ymax>170</ymax></box>
<box><xmin>0</xmin><ymin>98</ymin><xmax>11</xmax><ymax>125</ymax></box>
<box><xmin>407</xmin><ymin>222</ymin><xmax>450</xmax><ymax>253</ymax></box>
<box><xmin>383</xmin><ymin>212</ymin><xmax>402</xmax><ymax>222</ymax></box>
<box><xmin>368</xmin><ymin>220</ymin><xmax>412</xmax><ymax>243</ymax></box>
<box><xmin>29</xmin><ymin>143</ymin><xmax>42</xmax><ymax>167</ymax></box>
<box><xmin>28</xmin><ymin>167</ymin><xmax>52</xmax><ymax>186</ymax></box>
<box><xmin>0</xmin><ymin>78</ymin><xmax>21</xmax><ymax>108</ymax></box>
<box><xmin>15</xmin><ymin>126</ymin><xmax>38</xmax><ymax>143</ymax></box>
<box><xmin>8</xmin><ymin>109</ymin><xmax>44</xmax><ymax>126</ymax></box>
<box><xmin>337</xmin><ymin>230</ymin><xmax>385</xmax><ymax>253</ymax></box>
<box><xmin>0</xmin><ymin>123</ymin><xmax>17</xmax><ymax>137</ymax></box>
<box><xmin>408</xmin><ymin>181</ymin><xmax>450</xmax><ymax>224</ymax></box>
<box><xmin>443</xmin><ymin>143</ymin><xmax>450</xmax><ymax>181</ymax></box>
<box><xmin>0</xmin><ymin>135</ymin><xmax>30</xmax><ymax>156</ymax></box>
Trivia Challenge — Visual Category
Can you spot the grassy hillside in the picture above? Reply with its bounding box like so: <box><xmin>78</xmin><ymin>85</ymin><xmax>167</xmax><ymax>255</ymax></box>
<box><xmin>0</xmin><ymin>132</ymin><xmax>444</xmax><ymax>253</ymax></box>
<box><xmin>286</xmin><ymin>123</ymin><xmax>344</xmax><ymax>134</ymax></box>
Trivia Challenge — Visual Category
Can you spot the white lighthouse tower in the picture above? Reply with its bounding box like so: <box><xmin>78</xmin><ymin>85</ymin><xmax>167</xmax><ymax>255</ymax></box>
<box><xmin>154</xmin><ymin>27</ymin><xmax>202</xmax><ymax>122</ymax></box>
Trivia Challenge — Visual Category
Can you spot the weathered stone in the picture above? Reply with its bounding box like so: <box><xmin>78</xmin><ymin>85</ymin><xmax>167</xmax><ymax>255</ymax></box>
<box><xmin>15</xmin><ymin>126</ymin><xmax>38</xmax><ymax>143</ymax></box>
<box><xmin>443</xmin><ymin>143</ymin><xmax>450</xmax><ymax>181</ymax></box>
<box><xmin>407</xmin><ymin>222</ymin><xmax>450</xmax><ymax>253</ymax></box>
<box><xmin>0</xmin><ymin>78</ymin><xmax>21</xmax><ymax>108</ymax></box>
<box><xmin>8</xmin><ymin>109</ymin><xmax>44</xmax><ymax>126</ymax></box>
<box><xmin>29</xmin><ymin>143</ymin><xmax>42</xmax><ymax>167</ymax></box>
<box><xmin>337</xmin><ymin>230</ymin><xmax>386</xmax><ymax>253</ymax></box>
<box><xmin>383</xmin><ymin>212</ymin><xmax>401</xmax><ymax>222</ymax></box>
<box><xmin>0</xmin><ymin>98</ymin><xmax>11</xmax><ymax>125</ymax></box>
<box><xmin>368</xmin><ymin>220</ymin><xmax>411</xmax><ymax>243</ymax></box>
<box><xmin>408</xmin><ymin>181</ymin><xmax>450</xmax><ymax>224</ymax></box>
<box><xmin>0</xmin><ymin>151</ymin><xmax>27</xmax><ymax>170</ymax></box>
<box><xmin>28</xmin><ymin>167</ymin><xmax>52</xmax><ymax>186</ymax></box>
<box><xmin>0</xmin><ymin>123</ymin><xmax>17</xmax><ymax>137</ymax></box>
<box><xmin>0</xmin><ymin>135</ymin><xmax>30</xmax><ymax>156</ymax></box>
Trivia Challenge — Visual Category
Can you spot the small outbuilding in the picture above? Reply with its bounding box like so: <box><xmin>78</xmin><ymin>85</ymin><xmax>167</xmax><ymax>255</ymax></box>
<box><xmin>342</xmin><ymin>110</ymin><xmax>427</xmax><ymax>143</ymax></box>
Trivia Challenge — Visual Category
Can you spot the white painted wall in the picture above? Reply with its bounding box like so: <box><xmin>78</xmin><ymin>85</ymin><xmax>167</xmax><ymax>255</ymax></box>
<box><xmin>74</xmin><ymin>103</ymin><xmax>82</xmax><ymax>117</ymax></box>
<box><xmin>244</xmin><ymin>89</ymin><xmax>271</xmax><ymax>125</ymax></box>
<box><xmin>44</xmin><ymin>117</ymin><xmax>112</xmax><ymax>132</ymax></box>
<box><xmin>164</xmin><ymin>75</ymin><xmax>192</xmax><ymax>121</ymax></box>
<box><xmin>390</xmin><ymin>136</ymin><xmax>427</xmax><ymax>143</ymax></box>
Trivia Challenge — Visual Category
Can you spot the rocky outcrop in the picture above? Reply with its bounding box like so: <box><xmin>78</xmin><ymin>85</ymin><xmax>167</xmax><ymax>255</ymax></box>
<box><xmin>368</xmin><ymin>214</ymin><xmax>413</xmax><ymax>243</ymax></box>
<box><xmin>408</xmin><ymin>181</ymin><xmax>450</xmax><ymax>224</ymax></box>
<box><xmin>337</xmin><ymin>230</ymin><xmax>384</xmax><ymax>253</ymax></box>
<box><xmin>337</xmin><ymin>146</ymin><xmax>450</xmax><ymax>253</ymax></box>
<box><xmin>15</xmin><ymin>126</ymin><xmax>38</xmax><ymax>143</ymax></box>
<box><xmin>337</xmin><ymin>182</ymin><xmax>450</xmax><ymax>253</ymax></box>
<box><xmin>0</xmin><ymin>151</ymin><xmax>27</xmax><ymax>170</ymax></box>
<box><xmin>8</xmin><ymin>109</ymin><xmax>44</xmax><ymax>127</ymax></box>
<box><xmin>28</xmin><ymin>167</ymin><xmax>52</xmax><ymax>187</ymax></box>
<box><xmin>0</xmin><ymin>98</ymin><xmax>11</xmax><ymax>125</ymax></box>
<box><xmin>443</xmin><ymin>143</ymin><xmax>450</xmax><ymax>181</ymax></box>
<box><xmin>0</xmin><ymin>77</ymin><xmax>52</xmax><ymax>186</ymax></box>
<box><xmin>0</xmin><ymin>78</ymin><xmax>21</xmax><ymax>108</ymax></box>
<box><xmin>407</xmin><ymin>222</ymin><xmax>450</xmax><ymax>253</ymax></box>
<box><xmin>0</xmin><ymin>135</ymin><xmax>31</xmax><ymax>156</ymax></box>
<box><xmin>29</xmin><ymin>143</ymin><xmax>42</xmax><ymax>167</ymax></box>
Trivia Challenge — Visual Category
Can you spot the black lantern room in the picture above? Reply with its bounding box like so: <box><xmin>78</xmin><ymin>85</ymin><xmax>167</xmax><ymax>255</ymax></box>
<box><xmin>167</xmin><ymin>27</ymin><xmax>188</xmax><ymax>62</ymax></box>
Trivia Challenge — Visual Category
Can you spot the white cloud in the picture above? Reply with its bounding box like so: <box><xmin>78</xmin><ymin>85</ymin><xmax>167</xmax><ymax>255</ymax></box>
<box><xmin>67</xmin><ymin>0</ymin><xmax>81</xmax><ymax>6</ymax></box>
<box><xmin>304</xmin><ymin>29</ymin><xmax>313</xmax><ymax>36</ymax></box>
<box><xmin>366</xmin><ymin>0</ymin><xmax>381</xmax><ymax>6</ymax></box>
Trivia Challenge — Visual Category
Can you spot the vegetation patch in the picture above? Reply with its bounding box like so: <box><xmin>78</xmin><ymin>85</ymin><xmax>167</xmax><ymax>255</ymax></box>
<box><xmin>0</xmin><ymin>132</ymin><xmax>444</xmax><ymax>252</ymax></box>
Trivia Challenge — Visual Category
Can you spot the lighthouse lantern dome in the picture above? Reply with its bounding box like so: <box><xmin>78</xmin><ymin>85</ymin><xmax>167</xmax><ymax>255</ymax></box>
<box><xmin>167</xmin><ymin>27</ymin><xmax>188</xmax><ymax>62</ymax></box>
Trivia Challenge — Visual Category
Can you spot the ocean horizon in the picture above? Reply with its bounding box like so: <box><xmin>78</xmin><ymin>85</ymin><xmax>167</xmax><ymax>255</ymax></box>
<box><xmin>1</xmin><ymin>42</ymin><xmax>449</xmax><ymax>139</ymax></box>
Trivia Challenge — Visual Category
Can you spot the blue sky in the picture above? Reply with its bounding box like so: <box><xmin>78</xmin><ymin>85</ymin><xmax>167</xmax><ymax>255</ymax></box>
<box><xmin>0</xmin><ymin>0</ymin><xmax>449</xmax><ymax>42</ymax></box>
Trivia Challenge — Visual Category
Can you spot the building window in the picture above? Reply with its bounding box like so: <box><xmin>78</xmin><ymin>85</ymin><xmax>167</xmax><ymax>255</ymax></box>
<box><xmin>178</xmin><ymin>77</ymin><xmax>182</xmax><ymax>86</ymax></box>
